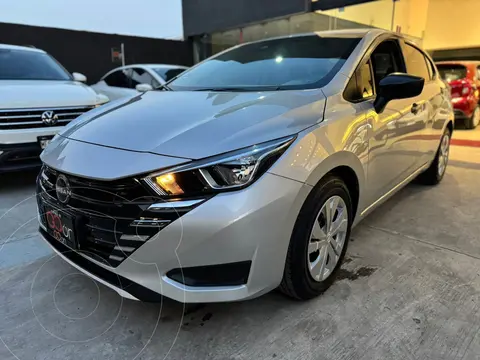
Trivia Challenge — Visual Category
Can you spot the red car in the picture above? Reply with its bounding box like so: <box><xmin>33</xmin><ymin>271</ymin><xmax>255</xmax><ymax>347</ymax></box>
<box><xmin>436</xmin><ymin>61</ymin><xmax>480</xmax><ymax>129</ymax></box>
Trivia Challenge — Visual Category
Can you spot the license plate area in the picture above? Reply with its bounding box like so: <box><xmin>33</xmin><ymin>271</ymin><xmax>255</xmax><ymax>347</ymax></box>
<box><xmin>38</xmin><ymin>135</ymin><xmax>54</xmax><ymax>150</ymax></box>
<box><xmin>39</xmin><ymin>202</ymin><xmax>77</xmax><ymax>249</ymax></box>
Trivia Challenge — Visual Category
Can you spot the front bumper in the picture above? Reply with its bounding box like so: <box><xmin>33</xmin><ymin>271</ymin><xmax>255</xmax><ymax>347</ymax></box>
<box><xmin>0</xmin><ymin>142</ymin><xmax>43</xmax><ymax>172</ymax></box>
<box><xmin>0</xmin><ymin>126</ymin><xmax>66</xmax><ymax>173</ymax></box>
<box><xmin>37</xmin><ymin>172</ymin><xmax>310</xmax><ymax>303</ymax></box>
<box><xmin>452</xmin><ymin>96</ymin><xmax>478</xmax><ymax>119</ymax></box>
<box><xmin>454</xmin><ymin>109</ymin><xmax>467</xmax><ymax>120</ymax></box>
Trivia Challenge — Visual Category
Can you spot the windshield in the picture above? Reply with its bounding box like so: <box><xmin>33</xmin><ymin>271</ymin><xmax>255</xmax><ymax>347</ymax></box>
<box><xmin>437</xmin><ymin>64</ymin><xmax>467</xmax><ymax>82</ymax></box>
<box><xmin>0</xmin><ymin>49</ymin><xmax>72</xmax><ymax>81</ymax></box>
<box><xmin>153</xmin><ymin>67</ymin><xmax>187</xmax><ymax>82</ymax></box>
<box><xmin>169</xmin><ymin>35</ymin><xmax>361</xmax><ymax>91</ymax></box>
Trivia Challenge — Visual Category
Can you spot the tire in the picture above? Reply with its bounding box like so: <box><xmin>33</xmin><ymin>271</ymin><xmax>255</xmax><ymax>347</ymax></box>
<box><xmin>465</xmin><ymin>106</ymin><xmax>480</xmax><ymax>129</ymax></box>
<box><xmin>280</xmin><ymin>175</ymin><xmax>353</xmax><ymax>300</ymax></box>
<box><xmin>417</xmin><ymin>128</ymin><xmax>451</xmax><ymax>185</ymax></box>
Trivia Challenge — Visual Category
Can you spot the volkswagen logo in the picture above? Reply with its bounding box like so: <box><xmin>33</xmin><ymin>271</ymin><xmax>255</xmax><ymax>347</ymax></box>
<box><xmin>41</xmin><ymin>111</ymin><xmax>59</xmax><ymax>126</ymax></box>
<box><xmin>55</xmin><ymin>175</ymin><xmax>72</xmax><ymax>204</ymax></box>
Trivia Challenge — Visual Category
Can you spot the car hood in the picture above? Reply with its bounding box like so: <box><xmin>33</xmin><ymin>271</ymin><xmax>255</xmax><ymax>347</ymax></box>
<box><xmin>41</xmin><ymin>135</ymin><xmax>188</xmax><ymax>180</ymax></box>
<box><xmin>60</xmin><ymin>89</ymin><xmax>326</xmax><ymax>159</ymax></box>
<box><xmin>0</xmin><ymin>80</ymin><xmax>100</xmax><ymax>109</ymax></box>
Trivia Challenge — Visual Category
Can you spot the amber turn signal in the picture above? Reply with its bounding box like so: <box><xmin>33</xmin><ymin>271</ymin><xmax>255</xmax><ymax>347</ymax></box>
<box><xmin>155</xmin><ymin>173</ymin><xmax>184</xmax><ymax>195</ymax></box>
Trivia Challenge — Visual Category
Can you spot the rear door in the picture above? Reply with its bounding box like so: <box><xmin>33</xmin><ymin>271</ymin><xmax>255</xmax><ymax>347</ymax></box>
<box><xmin>401</xmin><ymin>42</ymin><xmax>443</xmax><ymax>164</ymax></box>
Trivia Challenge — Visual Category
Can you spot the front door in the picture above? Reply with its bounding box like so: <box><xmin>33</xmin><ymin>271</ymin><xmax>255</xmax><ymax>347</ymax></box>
<box><xmin>366</xmin><ymin>39</ymin><xmax>424</xmax><ymax>204</ymax></box>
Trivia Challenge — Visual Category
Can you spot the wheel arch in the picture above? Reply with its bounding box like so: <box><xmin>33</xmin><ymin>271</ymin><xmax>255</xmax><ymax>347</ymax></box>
<box><xmin>446</xmin><ymin>119</ymin><xmax>454</xmax><ymax>134</ymax></box>
<box><xmin>305</xmin><ymin>151</ymin><xmax>365</xmax><ymax>221</ymax></box>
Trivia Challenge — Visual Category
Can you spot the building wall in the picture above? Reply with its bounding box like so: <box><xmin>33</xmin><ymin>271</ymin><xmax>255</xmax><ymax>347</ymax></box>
<box><xmin>423</xmin><ymin>0</ymin><xmax>480</xmax><ymax>50</ymax></box>
<box><xmin>0</xmin><ymin>23</ymin><xmax>193</xmax><ymax>84</ymax></box>
<box><xmin>207</xmin><ymin>12</ymin><xmax>372</xmax><ymax>58</ymax></box>
<box><xmin>316</xmin><ymin>0</ymin><xmax>479</xmax><ymax>52</ymax></box>
<box><xmin>320</xmin><ymin>0</ymin><xmax>394</xmax><ymax>31</ymax></box>
<box><xmin>393</xmin><ymin>0</ymin><xmax>429</xmax><ymax>40</ymax></box>
<box><xmin>319</xmin><ymin>0</ymin><xmax>428</xmax><ymax>40</ymax></box>
<box><xmin>183</xmin><ymin>0</ymin><xmax>309</xmax><ymax>36</ymax></box>
<box><xmin>0</xmin><ymin>0</ymin><xmax>184</xmax><ymax>40</ymax></box>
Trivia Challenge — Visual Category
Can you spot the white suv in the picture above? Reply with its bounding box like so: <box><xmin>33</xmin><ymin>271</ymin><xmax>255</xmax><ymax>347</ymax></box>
<box><xmin>0</xmin><ymin>44</ymin><xmax>108</xmax><ymax>173</ymax></box>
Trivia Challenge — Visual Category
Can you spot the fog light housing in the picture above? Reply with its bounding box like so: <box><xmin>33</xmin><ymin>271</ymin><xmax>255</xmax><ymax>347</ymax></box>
<box><xmin>166</xmin><ymin>261</ymin><xmax>252</xmax><ymax>287</ymax></box>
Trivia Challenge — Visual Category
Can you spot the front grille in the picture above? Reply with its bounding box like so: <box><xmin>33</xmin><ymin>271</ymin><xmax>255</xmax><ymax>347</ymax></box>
<box><xmin>81</xmin><ymin>215</ymin><xmax>163</xmax><ymax>267</ymax></box>
<box><xmin>0</xmin><ymin>106</ymin><xmax>94</xmax><ymax>130</ymax></box>
<box><xmin>39</xmin><ymin>228</ymin><xmax>163</xmax><ymax>301</ymax></box>
<box><xmin>38</xmin><ymin>166</ymin><xmax>195</xmax><ymax>267</ymax></box>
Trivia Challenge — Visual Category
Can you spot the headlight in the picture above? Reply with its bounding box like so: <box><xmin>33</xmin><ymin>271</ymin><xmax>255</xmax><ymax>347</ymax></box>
<box><xmin>143</xmin><ymin>136</ymin><xmax>295</xmax><ymax>197</ymax></box>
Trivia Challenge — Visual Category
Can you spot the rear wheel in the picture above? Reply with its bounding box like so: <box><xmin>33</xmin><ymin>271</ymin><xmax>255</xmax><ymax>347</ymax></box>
<box><xmin>465</xmin><ymin>106</ymin><xmax>480</xmax><ymax>129</ymax></box>
<box><xmin>280</xmin><ymin>175</ymin><xmax>352</xmax><ymax>300</ymax></box>
<box><xmin>417</xmin><ymin>128</ymin><xmax>451</xmax><ymax>185</ymax></box>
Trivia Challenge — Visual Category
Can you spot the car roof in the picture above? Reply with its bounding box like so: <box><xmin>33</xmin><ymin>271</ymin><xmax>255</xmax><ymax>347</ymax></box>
<box><xmin>138</xmin><ymin>64</ymin><xmax>188</xmax><ymax>69</ymax></box>
<box><xmin>259</xmin><ymin>28</ymin><xmax>386</xmax><ymax>41</ymax></box>
<box><xmin>314</xmin><ymin>28</ymin><xmax>382</xmax><ymax>37</ymax></box>
<box><xmin>0</xmin><ymin>43</ymin><xmax>45</xmax><ymax>53</ymax></box>
<box><xmin>227</xmin><ymin>29</ymin><xmax>403</xmax><ymax>49</ymax></box>
<box><xmin>118</xmin><ymin>64</ymin><xmax>188</xmax><ymax>70</ymax></box>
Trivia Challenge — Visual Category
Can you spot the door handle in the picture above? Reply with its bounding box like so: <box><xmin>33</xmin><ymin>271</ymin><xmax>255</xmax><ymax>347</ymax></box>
<box><xmin>411</xmin><ymin>103</ymin><xmax>421</xmax><ymax>115</ymax></box>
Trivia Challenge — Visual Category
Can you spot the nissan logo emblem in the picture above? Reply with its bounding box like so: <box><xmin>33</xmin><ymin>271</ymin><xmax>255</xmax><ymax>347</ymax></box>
<box><xmin>41</xmin><ymin>111</ymin><xmax>59</xmax><ymax>126</ymax></box>
<box><xmin>55</xmin><ymin>175</ymin><xmax>72</xmax><ymax>204</ymax></box>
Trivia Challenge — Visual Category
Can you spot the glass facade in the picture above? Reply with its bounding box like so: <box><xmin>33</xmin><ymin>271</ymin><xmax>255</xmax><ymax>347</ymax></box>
<box><xmin>203</xmin><ymin>0</ymin><xmax>428</xmax><ymax>60</ymax></box>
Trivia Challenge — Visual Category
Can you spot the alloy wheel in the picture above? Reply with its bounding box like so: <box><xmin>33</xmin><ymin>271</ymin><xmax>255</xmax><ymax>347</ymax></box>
<box><xmin>307</xmin><ymin>195</ymin><xmax>348</xmax><ymax>282</ymax></box>
<box><xmin>438</xmin><ymin>133</ymin><xmax>450</xmax><ymax>177</ymax></box>
<box><xmin>474</xmin><ymin>108</ymin><xmax>480</xmax><ymax>128</ymax></box>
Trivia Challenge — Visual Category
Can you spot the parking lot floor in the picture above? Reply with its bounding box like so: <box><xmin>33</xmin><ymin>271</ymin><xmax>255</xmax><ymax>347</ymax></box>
<box><xmin>1</xmin><ymin>129</ymin><xmax>480</xmax><ymax>359</ymax></box>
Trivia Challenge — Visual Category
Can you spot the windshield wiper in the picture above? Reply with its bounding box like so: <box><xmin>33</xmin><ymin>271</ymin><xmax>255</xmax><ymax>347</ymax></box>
<box><xmin>192</xmin><ymin>84</ymin><xmax>294</xmax><ymax>91</ymax></box>
<box><xmin>193</xmin><ymin>87</ymin><xmax>252</xmax><ymax>92</ymax></box>
<box><xmin>155</xmin><ymin>83</ymin><xmax>173</xmax><ymax>91</ymax></box>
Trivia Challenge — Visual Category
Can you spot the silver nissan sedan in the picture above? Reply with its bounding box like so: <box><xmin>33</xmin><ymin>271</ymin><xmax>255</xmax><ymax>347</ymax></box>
<box><xmin>37</xmin><ymin>29</ymin><xmax>454</xmax><ymax>303</ymax></box>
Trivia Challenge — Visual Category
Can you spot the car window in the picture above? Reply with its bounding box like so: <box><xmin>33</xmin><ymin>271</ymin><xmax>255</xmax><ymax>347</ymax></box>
<box><xmin>424</xmin><ymin>56</ymin><xmax>435</xmax><ymax>80</ymax></box>
<box><xmin>169</xmin><ymin>35</ymin><xmax>361</xmax><ymax>91</ymax></box>
<box><xmin>370</xmin><ymin>40</ymin><xmax>404</xmax><ymax>89</ymax></box>
<box><xmin>402</xmin><ymin>43</ymin><xmax>430</xmax><ymax>80</ymax></box>
<box><xmin>104</xmin><ymin>69</ymin><xmax>132</xmax><ymax>88</ymax></box>
<box><xmin>437</xmin><ymin>64</ymin><xmax>467</xmax><ymax>82</ymax></box>
<box><xmin>153</xmin><ymin>67</ymin><xmax>187</xmax><ymax>82</ymax></box>
<box><xmin>344</xmin><ymin>59</ymin><xmax>374</xmax><ymax>102</ymax></box>
<box><xmin>130</xmin><ymin>68</ymin><xmax>159</xmax><ymax>88</ymax></box>
<box><xmin>0</xmin><ymin>48</ymin><xmax>71</xmax><ymax>80</ymax></box>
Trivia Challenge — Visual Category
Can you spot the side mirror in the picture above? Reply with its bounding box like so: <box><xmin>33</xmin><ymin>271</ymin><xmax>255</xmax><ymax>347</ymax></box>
<box><xmin>374</xmin><ymin>73</ymin><xmax>424</xmax><ymax>113</ymax></box>
<box><xmin>136</xmin><ymin>83</ymin><xmax>153</xmax><ymax>92</ymax></box>
<box><xmin>72</xmin><ymin>72</ymin><xmax>87</xmax><ymax>83</ymax></box>
<box><xmin>95</xmin><ymin>93</ymin><xmax>110</xmax><ymax>105</ymax></box>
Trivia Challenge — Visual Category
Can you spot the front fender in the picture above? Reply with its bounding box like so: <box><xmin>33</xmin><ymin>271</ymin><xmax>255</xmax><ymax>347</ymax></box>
<box><xmin>269</xmin><ymin>119</ymin><xmax>368</xmax><ymax>219</ymax></box>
